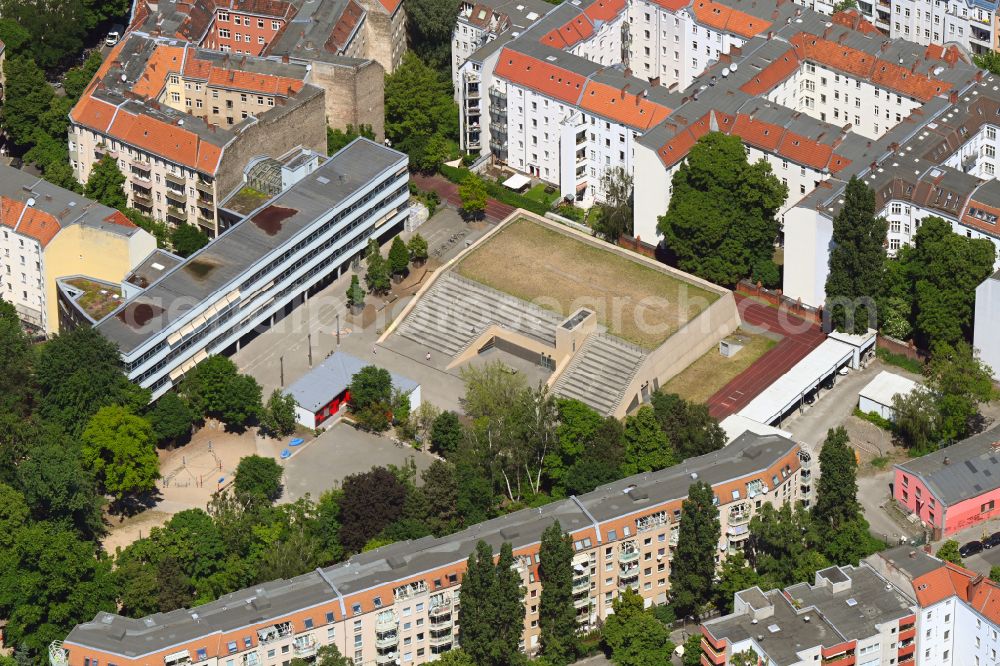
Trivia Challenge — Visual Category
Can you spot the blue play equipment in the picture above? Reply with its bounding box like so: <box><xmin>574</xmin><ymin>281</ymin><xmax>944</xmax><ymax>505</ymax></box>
<box><xmin>290</xmin><ymin>438</ymin><xmax>304</xmax><ymax>447</ymax></box>
<box><xmin>280</xmin><ymin>449</ymin><xmax>292</xmax><ymax>459</ymax></box>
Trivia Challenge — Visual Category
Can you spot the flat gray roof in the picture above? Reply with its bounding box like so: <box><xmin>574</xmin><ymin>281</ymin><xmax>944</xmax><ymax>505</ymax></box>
<box><xmin>125</xmin><ymin>249</ymin><xmax>185</xmax><ymax>290</ymax></box>
<box><xmin>896</xmin><ymin>425</ymin><xmax>1000</xmax><ymax>507</ymax></box>
<box><xmin>94</xmin><ymin>139</ymin><xmax>406</xmax><ymax>354</ymax></box>
<box><xmin>65</xmin><ymin>431</ymin><xmax>797</xmax><ymax>657</ymax></box>
<box><xmin>284</xmin><ymin>352</ymin><xmax>418</xmax><ymax>412</ymax></box>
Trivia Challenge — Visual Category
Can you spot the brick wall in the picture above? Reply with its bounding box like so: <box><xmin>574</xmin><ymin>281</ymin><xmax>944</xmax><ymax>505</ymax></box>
<box><xmin>308</xmin><ymin>58</ymin><xmax>385</xmax><ymax>140</ymax></box>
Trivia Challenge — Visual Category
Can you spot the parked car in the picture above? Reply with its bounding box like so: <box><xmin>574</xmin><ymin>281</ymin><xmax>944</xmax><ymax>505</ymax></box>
<box><xmin>960</xmin><ymin>540</ymin><xmax>984</xmax><ymax>557</ymax></box>
<box><xmin>105</xmin><ymin>25</ymin><xmax>124</xmax><ymax>46</ymax></box>
<box><xmin>984</xmin><ymin>532</ymin><xmax>1000</xmax><ymax>549</ymax></box>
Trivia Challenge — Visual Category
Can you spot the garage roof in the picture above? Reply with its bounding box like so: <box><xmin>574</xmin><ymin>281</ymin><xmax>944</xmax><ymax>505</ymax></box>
<box><xmin>284</xmin><ymin>352</ymin><xmax>418</xmax><ymax>413</ymax></box>
<box><xmin>859</xmin><ymin>370</ymin><xmax>918</xmax><ymax>408</ymax></box>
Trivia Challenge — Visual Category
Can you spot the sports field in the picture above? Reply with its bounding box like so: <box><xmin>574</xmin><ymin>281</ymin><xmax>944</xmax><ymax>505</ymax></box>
<box><xmin>456</xmin><ymin>217</ymin><xmax>719</xmax><ymax>348</ymax></box>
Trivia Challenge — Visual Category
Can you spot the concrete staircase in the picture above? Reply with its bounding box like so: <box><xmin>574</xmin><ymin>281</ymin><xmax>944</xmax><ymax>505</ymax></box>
<box><xmin>554</xmin><ymin>333</ymin><xmax>647</xmax><ymax>416</ymax></box>
<box><xmin>397</xmin><ymin>273</ymin><xmax>561</xmax><ymax>356</ymax></box>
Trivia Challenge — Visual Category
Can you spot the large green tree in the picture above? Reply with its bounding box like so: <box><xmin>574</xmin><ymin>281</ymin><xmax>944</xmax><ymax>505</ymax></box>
<box><xmin>657</xmin><ymin>132</ymin><xmax>786</xmax><ymax>286</ymax></box>
<box><xmin>0</xmin><ymin>298</ymin><xmax>34</xmax><ymax>417</ymax></box>
<box><xmin>714</xmin><ymin>552</ymin><xmax>760</xmax><ymax>614</ymax></box>
<box><xmin>338</xmin><ymin>467</ymin><xmax>408</xmax><ymax>552</ymax></box>
<box><xmin>544</xmin><ymin>398</ymin><xmax>605</xmax><ymax>494</ymax></box>
<box><xmin>17</xmin><ymin>437</ymin><xmax>103</xmax><ymax>538</ymax></box>
<box><xmin>170</xmin><ymin>224</ymin><xmax>210</xmax><ymax>258</ymax></box>
<box><xmin>364</xmin><ymin>238</ymin><xmax>391</xmax><ymax>295</ymax></box>
<box><xmin>0</xmin><ymin>522</ymin><xmax>116</xmax><ymax>657</ymax></box>
<box><xmin>234</xmin><ymin>455</ymin><xmax>284</xmax><ymax>505</ymax></box>
<box><xmin>180</xmin><ymin>355</ymin><xmax>262</xmax><ymax>428</ymax></box>
<box><xmin>384</xmin><ymin>53</ymin><xmax>458</xmax><ymax>171</ymax></box>
<box><xmin>669</xmin><ymin>481</ymin><xmax>720</xmax><ymax>618</ymax></box>
<box><xmin>146</xmin><ymin>392</ymin><xmax>195</xmax><ymax>446</ymax></box>
<box><xmin>37</xmin><ymin>326</ymin><xmax>149</xmax><ymax>437</ymax></box>
<box><xmin>430</xmin><ymin>410</ymin><xmax>463</xmax><ymax>457</ymax></box>
<box><xmin>84</xmin><ymin>154</ymin><xmax>128</xmax><ymax>211</ymax></box>
<box><xmin>261</xmin><ymin>389</ymin><xmax>297</xmax><ymax>438</ymax></box>
<box><xmin>936</xmin><ymin>539</ymin><xmax>963</xmax><ymax>566</ymax></box>
<box><xmin>601</xmin><ymin>588</ymin><xmax>673</xmax><ymax>666</ymax></box>
<box><xmin>825</xmin><ymin>177</ymin><xmax>887</xmax><ymax>333</ymax></box>
<box><xmin>459</xmin><ymin>541</ymin><xmax>524</xmax><ymax>666</ymax></box>
<box><xmin>81</xmin><ymin>406</ymin><xmax>160</xmax><ymax>500</ymax></box>
<box><xmin>748</xmin><ymin>503</ymin><xmax>829</xmax><ymax>588</ymax></box>
<box><xmin>348</xmin><ymin>365</ymin><xmax>394</xmax><ymax>431</ymax></box>
<box><xmin>649</xmin><ymin>391</ymin><xmax>725</xmax><ymax>460</ymax></box>
<box><xmin>459</xmin><ymin>174</ymin><xmax>488</xmax><ymax>219</ymax></box>
<box><xmin>814</xmin><ymin>427</ymin><xmax>879</xmax><ymax>565</ymax></box>
<box><xmin>388</xmin><ymin>236</ymin><xmax>410</xmax><ymax>277</ymax></box>
<box><xmin>593</xmin><ymin>167</ymin><xmax>634</xmax><ymax>242</ymax></box>
<box><xmin>538</xmin><ymin>521</ymin><xmax>577</xmax><ymax>666</ymax></box>
<box><xmin>622</xmin><ymin>405</ymin><xmax>676</xmax><ymax>475</ymax></box>
<box><xmin>405</xmin><ymin>0</ymin><xmax>462</xmax><ymax>73</ymax></box>
<box><xmin>1</xmin><ymin>58</ymin><xmax>57</xmax><ymax>144</ymax></box>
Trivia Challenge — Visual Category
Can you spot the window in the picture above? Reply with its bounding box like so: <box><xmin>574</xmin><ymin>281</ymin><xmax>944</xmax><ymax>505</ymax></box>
<box><xmin>257</xmin><ymin>18</ymin><xmax>264</xmax><ymax>27</ymax></box>
<box><xmin>219</xmin><ymin>28</ymin><xmax>230</xmax><ymax>38</ymax></box>
<box><xmin>982</xmin><ymin>500</ymin><xmax>995</xmax><ymax>513</ymax></box>
<box><xmin>304</xmin><ymin>618</ymin><xmax>314</xmax><ymax>629</ymax></box>
<box><xmin>352</xmin><ymin>603</ymin><xmax>361</xmax><ymax>615</ymax></box>
<box><xmin>234</xmin><ymin>15</ymin><xmax>241</xmax><ymax>24</ymax></box>
<box><xmin>197</xmin><ymin>650</ymin><xmax>208</xmax><ymax>661</ymax></box>
<box><xmin>272</xmin><ymin>20</ymin><xmax>280</xmax><ymax>29</ymax></box>
<box><xmin>218</xmin><ymin>11</ymin><xmax>229</xmax><ymax>20</ymax></box>
<box><xmin>228</xmin><ymin>642</ymin><xmax>238</xmax><ymax>654</ymax></box>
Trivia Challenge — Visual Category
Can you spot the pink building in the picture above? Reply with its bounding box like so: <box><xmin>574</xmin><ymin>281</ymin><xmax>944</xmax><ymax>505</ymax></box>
<box><xmin>894</xmin><ymin>426</ymin><xmax>1000</xmax><ymax>538</ymax></box>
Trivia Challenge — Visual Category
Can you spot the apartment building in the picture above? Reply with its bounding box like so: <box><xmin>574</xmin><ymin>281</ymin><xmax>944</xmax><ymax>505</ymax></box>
<box><xmin>701</xmin><ymin>563</ymin><xmax>918</xmax><ymax>666</ymax></box>
<box><xmin>0</xmin><ymin>165</ymin><xmax>156</xmax><ymax>335</ymax></box>
<box><xmin>54</xmin><ymin>430</ymin><xmax>810</xmax><ymax>666</ymax></box>
<box><xmin>80</xmin><ymin>139</ymin><xmax>407</xmax><ymax>400</ymax></box>
<box><xmin>69</xmin><ymin>34</ymin><xmax>327</xmax><ymax>238</ymax></box>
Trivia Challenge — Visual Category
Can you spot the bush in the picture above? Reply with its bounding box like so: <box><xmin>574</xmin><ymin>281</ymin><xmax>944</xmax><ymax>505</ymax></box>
<box><xmin>876</xmin><ymin>347</ymin><xmax>924</xmax><ymax>374</ymax></box>
<box><xmin>751</xmin><ymin>259</ymin><xmax>781</xmax><ymax>289</ymax></box>
<box><xmin>439</xmin><ymin>164</ymin><xmax>550</xmax><ymax>216</ymax></box>
<box><xmin>853</xmin><ymin>408</ymin><xmax>894</xmax><ymax>432</ymax></box>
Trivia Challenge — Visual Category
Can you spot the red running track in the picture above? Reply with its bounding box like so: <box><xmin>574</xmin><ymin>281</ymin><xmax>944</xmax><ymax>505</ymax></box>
<box><xmin>411</xmin><ymin>173</ymin><xmax>516</xmax><ymax>222</ymax></box>
<box><xmin>706</xmin><ymin>295</ymin><xmax>826</xmax><ymax>419</ymax></box>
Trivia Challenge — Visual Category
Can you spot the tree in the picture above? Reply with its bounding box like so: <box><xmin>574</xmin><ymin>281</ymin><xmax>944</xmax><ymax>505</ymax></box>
<box><xmin>384</xmin><ymin>54</ymin><xmax>459</xmax><ymax>170</ymax></box>
<box><xmin>234</xmin><ymin>455</ymin><xmax>284</xmax><ymax>505</ymax></box>
<box><xmin>602</xmin><ymin>588</ymin><xmax>673</xmax><ymax>666</ymax></box>
<box><xmin>348</xmin><ymin>365</ymin><xmax>394</xmax><ymax>431</ymax></box>
<box><xmin>459</xmin><ymin>173</ymin><xmax>488</xmax><ymax>220</ymax></box>
<box><xmin>1</xmin><ymin>56</ymin><xmax>53</xmax><ymax>147</ymax></box>
<box><xmin>430</xmin><ymin>410</ymin><xmax>463</xmax><ymax>456</ymax></box>
<box><xmin>714</xmin><ymin>551</ymin><xmax>760</xmax><ymax>614</ymax></box>
<box><xmin>63</xmin><ymin>50</ymin><xmax>103</xmax><ymax>101</ymax></box>
<box><xmin>327</xmin><ymin>124</ymin><xmax>375</xmax><ymax>154</ymax></box>
<box><xmin>416</xmin><ymin>460</ymin><xmax>459</xmax><ymax>535</ymax></box>
<box><xmin>832</xmin><ymin>0</ymin><xmax>858</xmax><ymax>11</ymax></box>
<box><xmin>0</xmin><ymin>484</ymin><xmax>29</xmax><ymax>548</ymax></box>
<box><xmin>892</xmin><ymin>387</ymin><xmax>939</xmax><ymax>454</ymax></box>
<box><xmin>17</xmin><ymin>439</ymin><xmax>103</xmax><ymax>538</ymax></box>
<box><xmin>593</xmin><ymin>167</ymin><xmax>633</xmax><ymax>242</ymax></box>
<box><xmin>0</xmin><ymin>19</ymin><xmax>31</xmax><ymax>55</ymax></box>
<box><xmin>730</xmin><ymin>650</ymin><xmax>760</xmax><ymax>666</ymax></box>
<box><xmin>459</xmin><ymin>541</ymin><xmax>497</xmax><ymax>665</ymax></box>
<box><xmin>84</xmin><ymin>154</ymin><xmax>128</xmax><ymax>210</ymax></box>
<box><xmin>814</xmin><ymin>427</ymin><xmax>860</xmax><ymax>532</ymax></box>
<box><xmin>405</xmin><ymin>0</ymin><xmax>462</xmax><ymax>73</ymax></box>
<box><xmin>408</xmin><ymin>233</ymin><xmax>429</xmax><ymax>264</ymax></box>
<box><xmin>339</xmin><ymin>467</ymin><xmax>408</xmax><ymax>552</ymax></box>
<box><xmin>146</xmin><ymin>392</ymin><xmax>194</xmax><ymax>446</ymax></box>
<box><xmin>81</xmin><ymin>406</ymin><xmax>160</xmax><ymax>500</ymax></box>
<box><xmin>364</xmin><ymin>239</ymin><xmax>391</xmax><ymax>295</ymax></box>
<box><xmin>0</xmin><ymin>523</ymin><xmax>116</xmax><ymax>656</ymax></box>
<box><xmin>622</xmin><ymin>405</ymin><xmax>676</xmax><ymax>475</ymax></box>
<box><xmin>824</xmin><ymin>177</ymin><xmax>887</xmax><ymax>334</ymax></box>
<box><xmin>156</xmin><ymin>554</ymin><xmax>195</xmax><ymax>611</ymax></box>
<box><xmin>491</xmin><ymin>542</ymin><xmax>526</xmax><ymax>666</ymax></box>
<box><xmin>181</xmin><ymin>355</ymin><xmax>262</xmax><ymax>428</ymax></box>
<box><xmin>564</xmin><ymin>417</ymin><xmax>625</xmax><ymax>495</ymax></box>
<box><xmin>681</xmin><ymin>634</ymin><xmax>703</xmax><ymax>666</ymax></box>
<box><xmin>657</xmin><ymin>132</ymin><xmax>786</xmax><ymax>287</ymax></box>
<box><xmin>388</xmin><ymin>236</ymin><xmax>410</xmax><ymax>277</ymax></box>
<box><xmin>649</xmin><ymin>391</ymin><xmax>725</xmax><ymax>460</ymax></box>
<box><xmin>545</xmin><ymin>398</ymin><xmax>605</xmax><ymax>494</ymax></box>
<box><xmin>926</xmin><ymin>341</ymin><xmax>995</xmax><ymax>444</ymax></box>
<box><xmin>261</xmin><ymin>389</ymin><xmax>297</xmax><ymax>437</ymax></box>
<box><xmin>37</xmin><ymin>311</ymin><xmax>150</xmax><ymax>438</ymax></box>
<box><xmin>346</xmin><ymin>274</ymin><xmax>365</xmax><ymax>309</ymax></box>
<box><xmin>538</xmin><ymin>521</ymin><xmax>577</xmax><ymax>666</ymax></box>
<box><xmin>171</xmin><ymin>224</ymin><xmax>210</xmax><ymax>258</ymax></box>
<box><xmin>315</xmin><ymin>645</ymin><xmax>353</xmax><ymax>666</ymax></box>
<box><xmin>936</xmin><ymin>539</ymin><xmax>963</xmax><ymax>566</ymax></box>
<box><xmin>976</xmin><ymin>50</ymin><xmax>1000</xmax><ymax>75</ymax></box>
<box><xmin>0</xmin><ymin>297</ymin><xmax>34</xmax><ymax>417</ymax></box>
<box><xmin>669</xmin><ymin>481</ymin><xmax>720</xmax><ymax>618</ymax></box>
<box><xmin>989</xmin><ymin>566</ymin><xmax>1000</xmax><ymax>584</ymax></box>
<box><xmin>433</xmin><ymin>651</ymin><xmax>476</xmax><ymax>666</ymax></box>
<box><xmin>748</xmin><ymin>503</ymin><xmax>829</xmax><ymax>588</ymax></box>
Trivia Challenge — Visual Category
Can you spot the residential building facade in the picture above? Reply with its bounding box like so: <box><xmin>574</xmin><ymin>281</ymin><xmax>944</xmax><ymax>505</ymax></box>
<box><xmin>54</xmin><ymin>430</ymin><xmax>810</xmax><ymax>666</ymax></box>
<box><xmin>0</xmin><ymin>165</ymin><xmax>156</xmax><ymax>335</ymax></box>
<box><xmin>69</xmin><ymin>34</ymin><xmax>327</xmax><ymax>238</ymax></box>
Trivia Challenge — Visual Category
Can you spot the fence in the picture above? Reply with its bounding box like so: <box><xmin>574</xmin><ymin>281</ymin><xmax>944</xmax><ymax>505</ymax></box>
<box><xmin>615</xmin><ymin>234</ymin><xmax>656</xmax><ymax>259</ymax></box>
<box><xmin>735</xmin><ymin>280</ymin><xmax>824</xmax><ymax>325</ymax></box>
<box><xmin>876</xmin><ymin>334</ymin><xmax>928</xmax><ymax>363</ymax></box>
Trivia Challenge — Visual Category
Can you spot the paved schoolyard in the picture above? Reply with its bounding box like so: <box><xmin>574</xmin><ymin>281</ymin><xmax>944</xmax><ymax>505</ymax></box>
<box><xmin>279</xmin><ymin>421</ymin><xmax>438</xmax><ymax>502</ymax></box>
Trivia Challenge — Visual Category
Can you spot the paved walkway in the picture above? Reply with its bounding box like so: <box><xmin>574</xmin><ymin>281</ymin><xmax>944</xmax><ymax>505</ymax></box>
<box><xmin>412</xmin><ymin>172</ymin><xmax>516</xmax><ymax>222</ymax></box>
<box><xmin>706</xmin><ymin>295</ymin><xmax>826</xmax><ymax>419</ymax></box>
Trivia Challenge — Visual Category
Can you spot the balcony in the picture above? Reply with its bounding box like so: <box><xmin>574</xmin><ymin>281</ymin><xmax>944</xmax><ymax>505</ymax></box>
<box><xmin>574</xmin><ymin>595</ymin><xmax>591</xmax><ymax>609</ymax></box>
<box><xmin>167</xmin><ymin>205</ymin><xmax>186</xmax><ymax>221</ymax></box>
<box><xmin>375</xmin><ymin>651</ymin><xmax>398</xmax><ymax>665</ymax></box>
<box><xmin>132</xmin><ymin>189</ymin><xmax>153</xmax><ymax>205</ymax></box>
<box><xmin>196</xmin><ymin>178</ymin><xmax>213</xmax><ymax>194</ymax></box>
<box><xmin>256</xmin><ymin>622</ymin><xmax>292</xmax><ymax>644</ymax></box>
<box><xmin>375</xmin><ymin>633</ymin><xmax>399</xmax><ymax>650</ymax></box>
<box><xmin>821</xmin><ymin>653</ymin><xmax>855</xmax><ymax>666</ymax></box>
<box><xmin>429</xmin><ymin>634</ymin><xmax>453</xmax><ymax>648</ymax></box>
<box><xmin>430</xmin><ymin>617</ymin><xmax>453</xmax><ymax>632</ymax></box>
<box><xmin>429</xmin><ymin>596</ymin><xmax>452</xmax><ymax>618</ymax></box>
<box><xmin>49</xmin><ymin>642</ymin><xmax>68</xmax><ymax>666</ymax></box>
<box><xmin>241</xmin><ymin>653</ymin><xmax>259</xmax><ymax>666</ymax></box>
<box><xmin>573</xmin><ymin>577</ymin><xmax>590</xmax><ymax>594</ymax></box>
<box><xmin>728</xmin><ymin>504</ymin><xmax>751</xmax><ymax>525</ymax></box>
<box><xmin>466</xmin><ymin>85</ymin><xmax>481</xmax><ymax>98</ymax></box>
<box><xmin>489</xmin><ymin>88</ymin><xmax>507</xmax><ymax>106</ymax></box>
<box><xmin>165</xmin><ymin>171</ymin><xmax>186</xmax><ymax>187</ymax></box>
<box><xmin>292</xmin><ymin>639</ymin><xmax>316</xmax><ymax>658</ymax></box>
<box><xmin>131</xmin><ymin>168</ymin><xmax>151</xmax><ymax>182</ymax></box>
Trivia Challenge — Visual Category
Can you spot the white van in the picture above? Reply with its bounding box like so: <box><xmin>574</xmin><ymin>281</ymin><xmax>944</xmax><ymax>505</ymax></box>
<box><xmin>105</xmin><ymin>25</ymin><xmax>124</xmax><ymax>46</ymax></box>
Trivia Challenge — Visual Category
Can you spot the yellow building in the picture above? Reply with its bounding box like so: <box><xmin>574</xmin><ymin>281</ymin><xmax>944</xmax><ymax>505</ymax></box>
<box><xmin>0</xmin><ymin>165</ymin><xmax>156</xmax><ymax>335</ymax></box>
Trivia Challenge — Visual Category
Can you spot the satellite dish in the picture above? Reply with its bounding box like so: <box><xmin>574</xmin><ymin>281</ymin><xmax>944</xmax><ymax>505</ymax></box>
<box><xmin>722</xmin><ymin>67</ymin><xmax>730</xmax><ymax>77</ymax></box>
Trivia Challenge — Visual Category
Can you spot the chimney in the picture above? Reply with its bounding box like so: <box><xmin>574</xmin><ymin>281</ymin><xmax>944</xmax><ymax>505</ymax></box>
<box><xmin>909</xmin><ymin>550</ymin><xmax>917</xmax><ymax>559</ymax></box>
<box><xmin>650</xmin><ymin>76</ymin><xmax>660</xmax><ymax>86</ymax></box>
<box><xmin>912</xmin><ymin>60</ymin><xmax>918</xmax><ymax>73</ymax></box>
<box><xmin>944</xmin><ymin>456</ymin><xmax>951</xmax><ymax>465</ymax></box>
<box><xmin>624</xmin><ymin>67</ymin><xmax>632</xmax><ymax>78</ymax></box>
<box><xmin>950</xmin><ymin>91</ymin><xmax>958</xmax><ymax>104</ymax></box>
<box><xmin>281</xmin><ymin>54</ymin><xmax>289</xmax><ymax>63</ymax></box>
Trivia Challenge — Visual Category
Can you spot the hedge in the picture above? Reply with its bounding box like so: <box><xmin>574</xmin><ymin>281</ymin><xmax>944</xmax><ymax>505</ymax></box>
<box><xmin>439</xmin><ymin>165</ymin><xmax>551</xmax><ymax>216</ymax></box>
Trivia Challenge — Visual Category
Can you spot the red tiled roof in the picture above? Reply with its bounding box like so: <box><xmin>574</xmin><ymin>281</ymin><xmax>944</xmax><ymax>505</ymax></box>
<box><xmin>656</xmin><ymin>111</ymin><xmax>734</xmax><ymax>167</ymax></box>
<box><xmin>731</xmin><ymin>113</ymin><xmax>783</xmax><ymax>151</ymax></box>
<box><xmin>132</xmin><ymin>45</ymin><xmax>186</xmax><ymax>98</ymax></box>
<box><xmin>778</xmin><ymin>129</ymin><xmax>832</xmax><ymax>170</ymax></box>
<box><xmin>579</xmin><ymin>80</ymin><xmax>672</xmax><ymax>131</ymax></box>
<box><xmin>913</xmin><ymin>562</ymin><xmax>1000</xmax><ymax>626</ymax></box>
<box><xmin>830</xmin><ymin>8</ymin><xmax>880</xmax><ymax>34</ymax></box>
<box><xmin>584</xmin><ymin>0</ymin><xmax>627</xmax><ymax>22</ymax></box>
<box><xmin>374</xmin><ymin>0</ymin><xmax>402</xmax><ymax>13</ymax></box>
<box><xmin>495</xmin><ymin>48</ymin><xmax>587</xmax><ymax>105</ymax></box>
<box><xmin>790</xmin><ymin>33</ymin><xmax>952</xmax><ymax>102</ymax></box>
<box><xmin>692</xmin><ymin>0</ymin><xmax>771</xmax><ymax>39</ymax></box>
<box><xmin>0</xmin><ymin>198</ymin><xmax>63</xmax><ymax>248</ymax></box>
<box><xmin>540</xmin><ymin>15</ymin><xmax>595</xmax><ymax>49</ymax></box>
<box><xmin>740</xmin><ymin>49</ymin><xmax>799</xmax><ymax>95</ymax></box>
<box><xmin>108</xmin><ymin>109</ymin><xmax>224</xmax><ymax>173</ymax></box>
<box><xmin>326</xmin><ymin>0</ymin><xmax>365</xmax><ymax>53</ymax></box>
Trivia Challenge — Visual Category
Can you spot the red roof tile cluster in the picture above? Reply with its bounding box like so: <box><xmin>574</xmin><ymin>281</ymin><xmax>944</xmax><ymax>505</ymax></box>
<box><xmin>830</xmin><ymin>8</ymin><xmax>880</xmax><ymax>35</ymax></box>
<box><xmin>913</xmin><ymin>562</ymin><xmax>1000</xmax><ymax>625</ymax></box>
<box><xmin>495</xmin><ymin>48</ymin><xmax>588</xmax><ymax>105</ymax></box>
<box><xmin>657</xmin><ymin>111</ymin><xmax>734</xmax><ymax>164</ymax></box>
<box><xmin>326</xmin><ymin>0</ymin><xmax>364</xmax><ymax>53</ymax></box>
<box><xmin>1</xmin><ymin>198</ymin><xmax>63</xmax><ymax>248</ymax></box>
<box><xmin>739</xmin><ymin>49</ymin><xmax>799</xmax><ymax>95</ymax></box>
<box><xmin>540</xmin><ymin>15</ymin><xmax>595</xmax><ymax>49</ymax></box>
<box><xmin>790</xmin><ymin>33</ymin><xmax>953</xmax><ymax>102</ymax></box>
<box><xmin>584</xmin><ymin>0</ymin><xmax>627</xmax><ymax>22</ymax></box>
<box><xmin>579</xmin><ymin>80</ymin><xmax>673</xmax><ymax>130</ymax></box>
<box><xmin>691</xmin><ymin>0</ymin><xmax>771</xmax><ymax>39</ymax></box>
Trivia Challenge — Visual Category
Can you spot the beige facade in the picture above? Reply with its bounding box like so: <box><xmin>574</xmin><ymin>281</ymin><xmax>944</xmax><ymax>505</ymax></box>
<box><xmin>307</xmin><ymin>58</ymin><xmax>386</xmax><ymax>139</ymax></box>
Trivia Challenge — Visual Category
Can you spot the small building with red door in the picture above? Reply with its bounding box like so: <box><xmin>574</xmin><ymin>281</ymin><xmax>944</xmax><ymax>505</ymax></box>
<box><xmin>894</xmin><ymin>425</ymin><xmax>1000</xmax><ymax>537</ymax></box>
<box><xmin>284</xmin><ymin>352</ymin><xmax>420</xmax><ymax>428</ymax></box>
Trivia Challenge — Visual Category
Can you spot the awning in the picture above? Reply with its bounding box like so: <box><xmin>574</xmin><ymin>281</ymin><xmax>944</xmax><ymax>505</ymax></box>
<box><xmin>502</xmin><ymin>173</ymin><xmax>531</xmax><ymax>190</ymax></box>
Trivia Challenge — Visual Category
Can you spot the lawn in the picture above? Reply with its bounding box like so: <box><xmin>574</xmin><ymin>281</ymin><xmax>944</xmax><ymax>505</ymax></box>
<box><xmin>456</xmin><ymin>217</ymin><xmax>719</xmax><ymax>348</ymax></box>
<box><xmin>660</xmin><ymin>332</ymin><xmax>777</xmax><ymax>403</ymax></box>
<box><xmin>522</xmin><ymin>183</ymin><xmax>559</xmax><ymax>208</ymax></box>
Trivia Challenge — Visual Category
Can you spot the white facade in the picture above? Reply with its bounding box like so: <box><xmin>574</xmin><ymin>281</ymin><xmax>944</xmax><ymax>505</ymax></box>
<box><xmin>0</xmin><ymin>229</ymin><xmax>44</xmax><ymax>329</ymax></box>
<box><xmin>974</xmin><ymin>272</ymin><xmax>1000</xmax><ymax>380</ymax></box>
